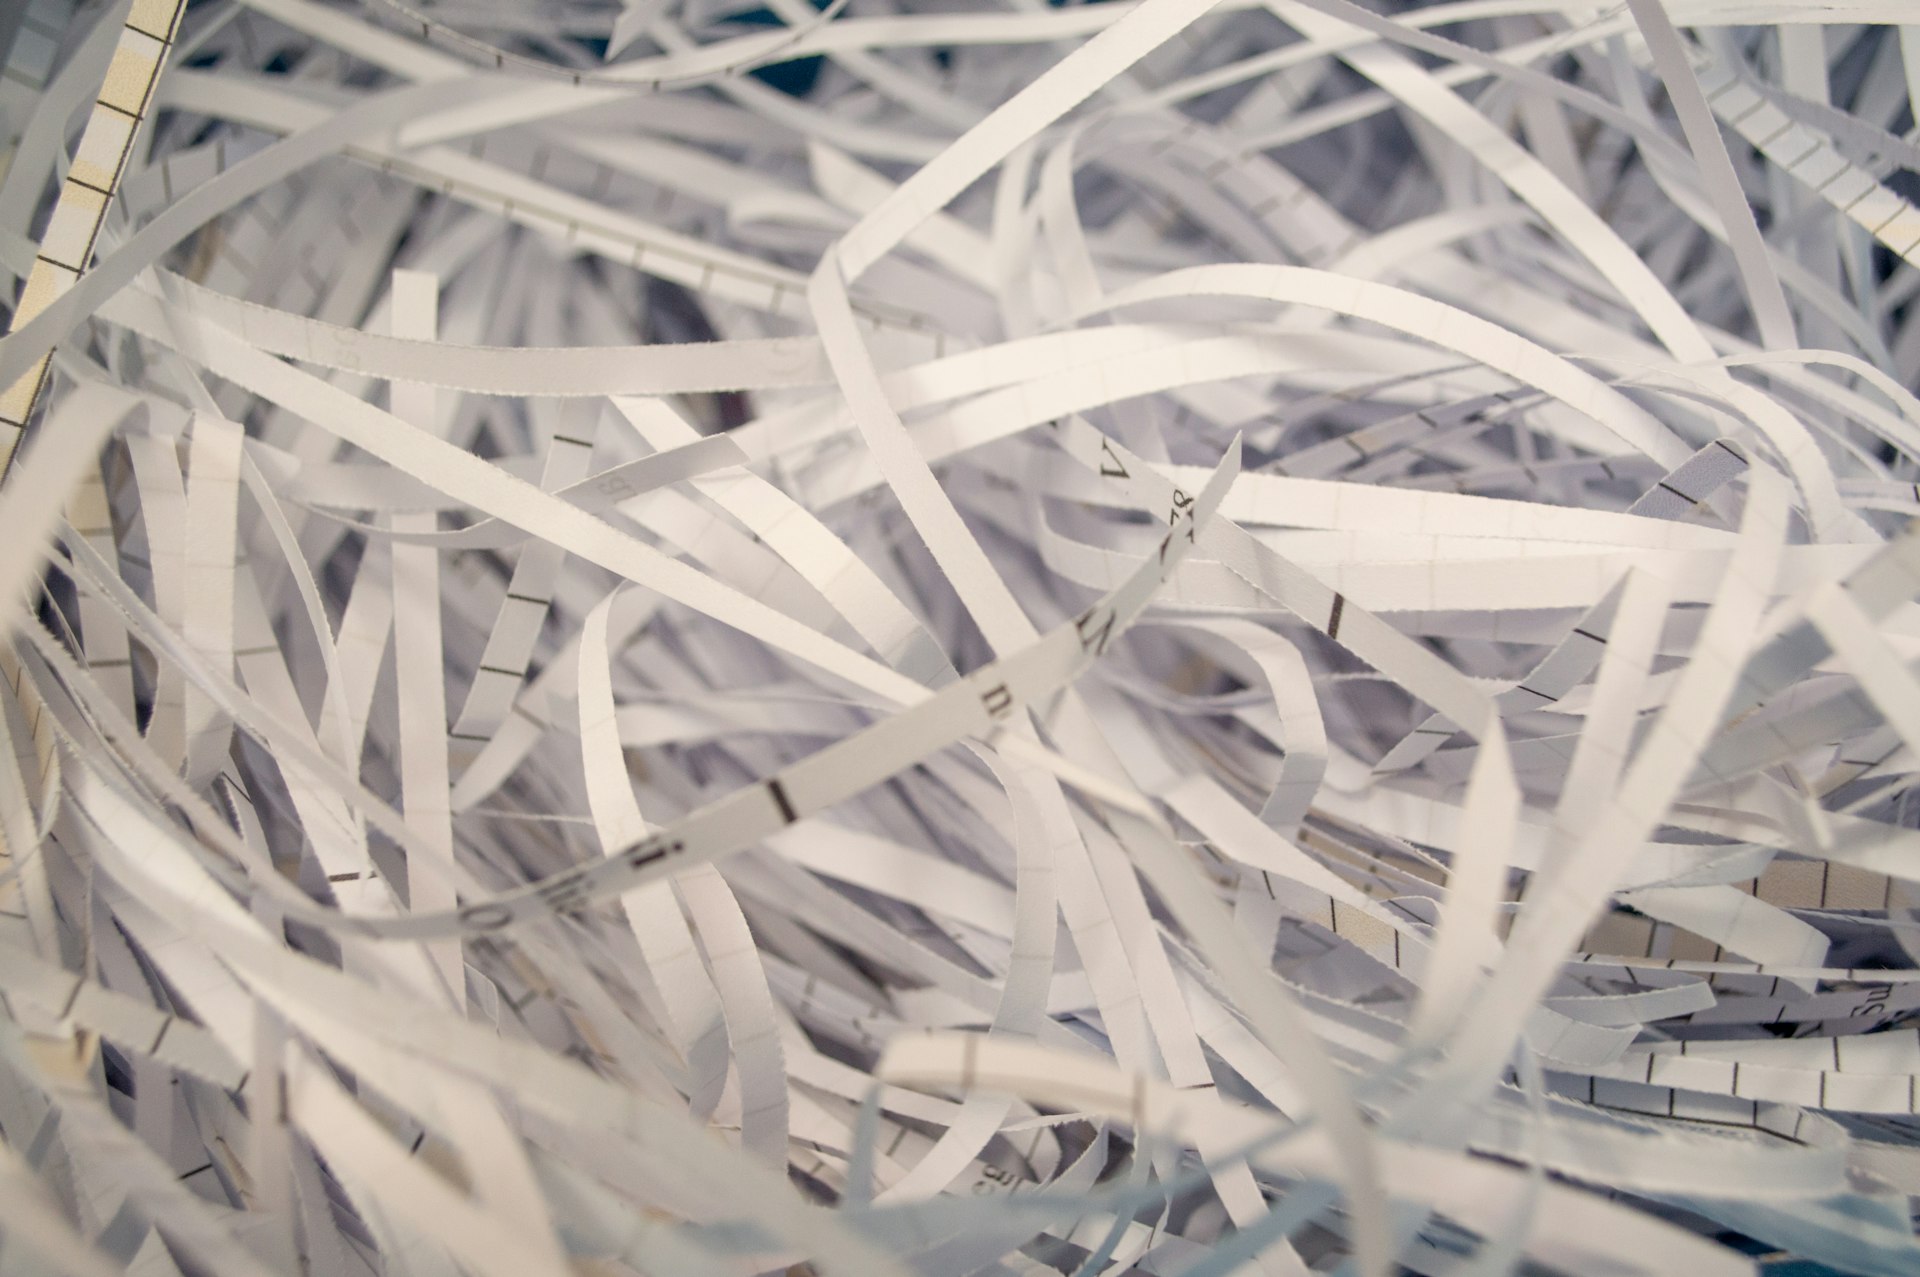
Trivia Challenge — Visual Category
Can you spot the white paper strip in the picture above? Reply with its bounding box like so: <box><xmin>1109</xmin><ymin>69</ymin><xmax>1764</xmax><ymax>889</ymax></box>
<box><xmin>6</xmin><ymin>2</ymin><xmax>1920</xmax><ymax>1274</ymax></box>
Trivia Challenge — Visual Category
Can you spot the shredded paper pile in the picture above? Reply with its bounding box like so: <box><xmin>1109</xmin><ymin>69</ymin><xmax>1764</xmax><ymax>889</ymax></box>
<box><xmin>9</xmin><ymin>0</ymin><xmax>1920</xmax><ymax>1273</ymax></box>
